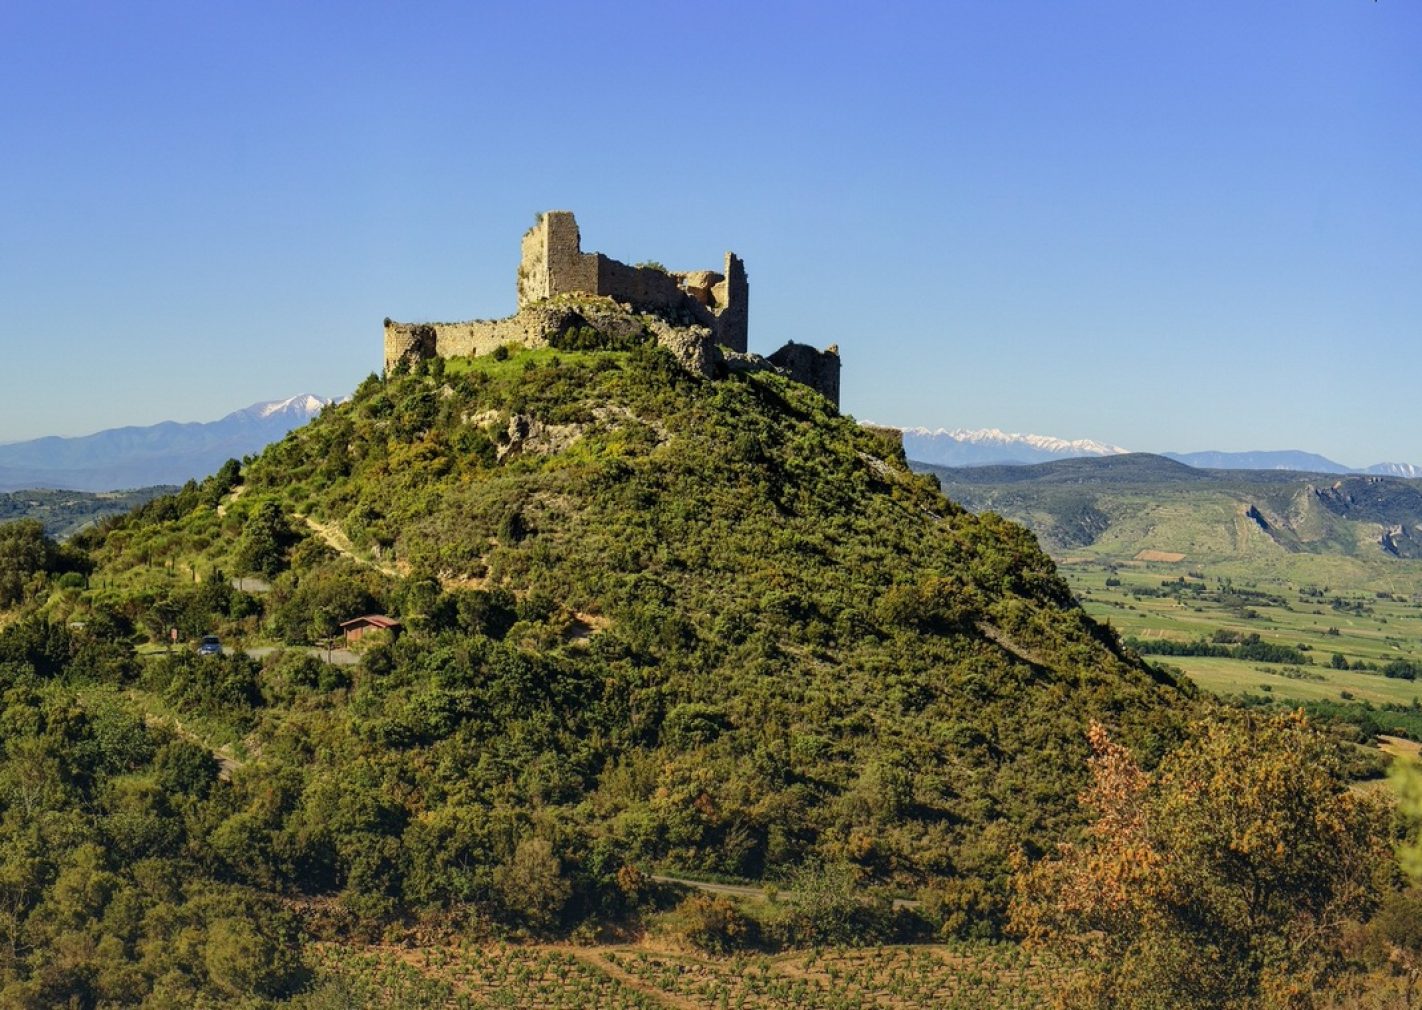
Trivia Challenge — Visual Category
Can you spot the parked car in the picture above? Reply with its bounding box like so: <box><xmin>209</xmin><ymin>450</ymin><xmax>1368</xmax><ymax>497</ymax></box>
<box><xmin>196</xmin><ymin>635</ymin><xmax>223</xmax><ymax>656</ymax></box>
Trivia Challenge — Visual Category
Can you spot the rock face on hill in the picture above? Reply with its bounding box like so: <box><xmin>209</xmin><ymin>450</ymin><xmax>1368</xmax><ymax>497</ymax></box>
<box><xmin>919</xmin><ymin>455</ymin><xmax>1422</xmax><ymax>560</ymax></box>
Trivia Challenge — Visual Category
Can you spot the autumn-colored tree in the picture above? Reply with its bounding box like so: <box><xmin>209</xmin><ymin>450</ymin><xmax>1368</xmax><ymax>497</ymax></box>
<box><xmin>1011</xmin><ymin>713</ymin><xmax>1390</xmax><ymax>1010</ymax></box>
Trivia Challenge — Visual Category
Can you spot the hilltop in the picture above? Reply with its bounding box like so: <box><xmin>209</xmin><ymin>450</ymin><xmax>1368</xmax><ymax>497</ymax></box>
<box><xmin>93</xmin><ymin>346</ymin><xmax>1189</xmax><ymax>879</ymax></box>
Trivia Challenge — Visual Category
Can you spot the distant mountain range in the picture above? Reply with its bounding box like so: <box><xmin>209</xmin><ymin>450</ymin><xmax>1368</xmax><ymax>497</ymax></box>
<box><xmin>898</xmin><ymin>426</ymin><xmax>1418</xmax><ymax>477</ymax></box>
<box><xmin>0</xmin><ymin>395</ymin><xmax>331</xmax><ymax>492</ymax></box>
<box><xmin>915</xmin><ymin>452</ymin><xmax>1422</xmax><ymax>562</ymax></box>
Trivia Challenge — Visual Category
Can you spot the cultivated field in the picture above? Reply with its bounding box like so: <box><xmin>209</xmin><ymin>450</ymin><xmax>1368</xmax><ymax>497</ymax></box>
<box><xmin>310</xmin><ymin>941</ymin><xmax>1058</xmax><ymax>1009</ymax></box>
<box><xmin>1061</xmin><ymin>557</ymin><xmax>1422</xmax><ymax>709</ymax></box>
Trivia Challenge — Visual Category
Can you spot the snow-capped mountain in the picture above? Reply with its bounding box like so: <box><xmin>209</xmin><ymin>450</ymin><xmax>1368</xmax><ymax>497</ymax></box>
<box><xmin>896</xmin><ymin>425</ymin><xmax>1422</xmax><ymax>478</ymax></box>
<box><xmin>899</xmin><ymin>427</ymin><xmax>1128</xmax><ymax>467</ymax></box>
<box><xmin>231</xmin><ymin>393</ymin><xmax>332</xmax><ymax>423</ymax></box>
<box><xmin>0</xmin><ymin>395</ymin><xmax>332</xmax><ymax>492</ymax></box>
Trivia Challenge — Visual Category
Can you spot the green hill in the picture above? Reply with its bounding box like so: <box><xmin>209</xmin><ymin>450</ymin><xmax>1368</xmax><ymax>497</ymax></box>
<box><xmin>0</xmin><ymin>344</ymin><xmax>1189</xmax><ymax>1004</ymax></box>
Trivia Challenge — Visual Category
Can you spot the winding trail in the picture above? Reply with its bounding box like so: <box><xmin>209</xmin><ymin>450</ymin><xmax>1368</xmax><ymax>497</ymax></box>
<box><xmin>128</xmin><ymin>691</ymin><xmax>245</xmax><ymax>780</ymax></box>
<box><xmin>296</xmin><ymin>513</ymin><xmax>402</xmax><ymax>578</ymax></box>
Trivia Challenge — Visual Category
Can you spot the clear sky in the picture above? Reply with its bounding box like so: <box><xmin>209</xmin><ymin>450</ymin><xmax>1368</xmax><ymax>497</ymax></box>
<box><xmin>2</xmin><ymin>1</ymin><xmax>1417</xmax><ymax>466</ymax></box>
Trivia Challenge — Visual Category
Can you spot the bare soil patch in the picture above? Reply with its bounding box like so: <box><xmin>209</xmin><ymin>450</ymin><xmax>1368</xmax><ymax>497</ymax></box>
<box><xmin>1134</xmin><ymin>549</ymin><xmax>1186</xmax><ymax>563</ymax></box>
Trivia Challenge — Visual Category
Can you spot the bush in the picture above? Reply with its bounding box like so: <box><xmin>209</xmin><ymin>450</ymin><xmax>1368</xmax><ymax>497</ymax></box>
<box><xmin>0</xmin><ymin>520</ymin><xmax>61</xmax><ymax>607</ymax></box>
<box><xmin>154</xmin><ymin>739</ymin><xmax>220</xmax><ymax>798</ymax></box>
<box><xmin>773</xmin><ymin>859</ymin><xmax>889</xmax><ymax>947</ymax></box>
<box><xmin>234</xmin><ymin>500</ymin><xmax>298</xmax><ymax>578</ymax></box>
<box><xmin>1385</xmin><ymin>659</ymin><xmax>1420</xmax><ymax>681</ymax></box>
<box><xmin>494</xmin><ymin>838</ymin><xmax>571</xmax><ymax>932</ymax></box>
<box><xmin>664</xmin><ymin>894</ymin><xmax>756</xmax><ymax>953</ymax></box>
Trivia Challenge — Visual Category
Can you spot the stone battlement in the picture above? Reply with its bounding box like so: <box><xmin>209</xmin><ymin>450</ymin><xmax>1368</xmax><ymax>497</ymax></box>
<box><xmin>384</xmin><ymin>211</ymin><xmax>839</xmax><ymax>407</ymax></box>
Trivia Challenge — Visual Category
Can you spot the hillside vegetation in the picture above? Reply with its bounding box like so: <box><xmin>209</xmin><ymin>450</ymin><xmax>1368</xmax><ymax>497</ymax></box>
<box><xmin>0</xmin><ymin>344</ymin><xmax>1202</xmax><ymax>1004</ymax></box>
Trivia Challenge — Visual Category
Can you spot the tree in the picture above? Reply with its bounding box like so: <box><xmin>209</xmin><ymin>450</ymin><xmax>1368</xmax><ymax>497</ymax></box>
<box><xmin>1011</xmin><ymin>713</ymin><xmax>1390</xmax><ymax>1010</ymax></box>
<box><xmin>1394</xmin><ymin>755</ymin><xmax>1422</xmax><ymax>881</ymax></box>
<box><xmin>1367</xmin><ymin>887</ymin><xmax>1422</xmax><ymax>1009</ymax></box>
<box><xmin>233</xmin><ymin>500</ymin><xmax>296</xmax><ymax>578</ymax></box>
<box><xmin>0</xmin><ymin>520</ymin><xmax>58</xmax><ymax>608</ymax></box>
<box><xmin>493</xmin><ymin>837</ymin><xmax>570</xmax><ymax>931</ymax></box>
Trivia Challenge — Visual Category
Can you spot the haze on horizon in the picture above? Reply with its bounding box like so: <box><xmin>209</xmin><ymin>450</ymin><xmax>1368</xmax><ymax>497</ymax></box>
<box><xmin>1</xmin><ymin>1</ymin><xmax>1417</xmax><ymax>466</ymax></box>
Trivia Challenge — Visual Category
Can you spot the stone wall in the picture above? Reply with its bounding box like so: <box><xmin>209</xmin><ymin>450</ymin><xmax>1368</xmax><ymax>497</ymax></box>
<box><xmin>710</xmin><ymin>253</ymin><xmax>749</xmax><ymax>353</ymax></box>
<box><xmin>385</xmin><ymin>298</ymin><xmax>664</xmax><ymax>374</ymax></box>
<box><xmin>383</xmin><ymin>321</ymin><xmax>437</xmax><ymax>372</ymax></box>
<box><xmin>768</xmin><ymin>342</ymin><xmax>840</xmax><ymax>407</ymax></box>
<box><xmin>516</xmin><ymin>223</ymin><xmax>548</xmax><ymax>305</ymax></box>
<box><xmin>384</xmin><ymin>318</ymin><xmax>550</xmax><ymax>373</ymax></box>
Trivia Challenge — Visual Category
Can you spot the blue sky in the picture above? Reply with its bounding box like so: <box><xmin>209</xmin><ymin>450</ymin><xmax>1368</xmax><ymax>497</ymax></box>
<box><xmin>1</xmin><ymin>1</ymin><xmax>1418</xmax><ymax>466</ymax></box>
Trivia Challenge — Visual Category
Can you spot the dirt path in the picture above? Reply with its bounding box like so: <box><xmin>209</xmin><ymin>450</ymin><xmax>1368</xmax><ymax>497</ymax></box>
<box><xmin>129</xmin><ymin>692</ymin><xmax>244</xmax><ymax>780</ymax></box>
<box><xmin>976</xmin><ymin>621</ymin><xmax>1051</xmax><ymax>670</ymax></box>
<box><xmin>215</xmin><ymin>483</ymin><xmax>244</xmax><ymax>518</ymax></box>
<box><xmin>296</xmin><ymin>513</ymin><xmax>401</xmax><ymax>578</ymax></box>
<box><xmin>246</xmin><ymin>644</ymin><xmax>361</xmax><ymax>667</ymax></box>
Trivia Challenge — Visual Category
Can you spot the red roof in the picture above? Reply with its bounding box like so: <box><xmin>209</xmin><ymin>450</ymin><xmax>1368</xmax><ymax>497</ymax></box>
<box><xmin>340</xmin><ymin>614</ymin><xmax>401</xmax><ymax>630</ymax></box>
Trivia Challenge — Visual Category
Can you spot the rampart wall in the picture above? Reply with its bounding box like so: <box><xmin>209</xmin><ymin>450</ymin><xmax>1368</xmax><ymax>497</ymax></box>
<box><xmin>384</xmin><ymin>318</ymin><xmax>547</xmax><ymax>373</ymax></box>
<box><xmin>768</xmin><ymin>343</ymin><xmax>841</xmax><ymax>408</ymax></box>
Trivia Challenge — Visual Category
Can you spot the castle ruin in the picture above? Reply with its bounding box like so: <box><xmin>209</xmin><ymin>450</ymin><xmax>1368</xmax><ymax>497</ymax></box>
<box><xmin>384</xmin><ymin>211</ymin><xmax>839</xmax><ymax>407</ymax></box>
<box><xmin>516</xmin><ymin>212</ymin><xmax>747</xmax><ymax>352</ymax></box>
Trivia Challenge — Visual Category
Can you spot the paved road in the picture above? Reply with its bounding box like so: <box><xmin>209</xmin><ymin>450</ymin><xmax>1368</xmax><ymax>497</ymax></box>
<box><xmin>245</xmin><ymin>645</ymin><xmax>362</xmax><ymax>666</ymax></box>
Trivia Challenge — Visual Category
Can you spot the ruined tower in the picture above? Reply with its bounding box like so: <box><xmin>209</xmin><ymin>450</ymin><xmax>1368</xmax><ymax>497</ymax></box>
<box><xmin>515</xmin><ymin>211</ymin><xmax>748</xmax><ymax>353</ymax></box>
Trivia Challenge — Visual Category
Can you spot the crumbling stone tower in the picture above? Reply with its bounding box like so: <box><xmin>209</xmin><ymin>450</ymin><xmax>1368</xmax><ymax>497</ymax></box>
<box><xmin>383</xmin><ymin>211</ymin><xmax>840</xmax><ymax>408</ymax></box>
<box><xmin>517</xmin><ymin>211</ymin><xmax>749</xmax><ymax>352</ymax></box>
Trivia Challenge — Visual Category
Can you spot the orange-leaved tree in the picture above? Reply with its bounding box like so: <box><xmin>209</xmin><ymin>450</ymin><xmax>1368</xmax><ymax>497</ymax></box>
<box><xmin>1011</xmin><ymin>712</ymin><xmax>1391</xmax><ymax>1010</ymax></box>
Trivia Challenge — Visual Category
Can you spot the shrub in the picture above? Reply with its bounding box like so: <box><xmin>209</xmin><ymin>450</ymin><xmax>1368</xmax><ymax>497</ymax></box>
<box><xmin>664</xmin><ymin>894</ymin><xmax>755</xmax><ymax>953</ymax></box>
